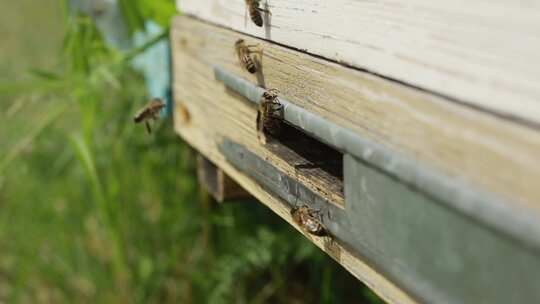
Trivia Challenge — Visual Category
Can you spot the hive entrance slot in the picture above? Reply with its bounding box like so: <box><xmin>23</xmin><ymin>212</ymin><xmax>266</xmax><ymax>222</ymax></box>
<box><xmin>264</xmin><ymin>122</ymin><xmax>344</xmax><ymax>207</ymax></box>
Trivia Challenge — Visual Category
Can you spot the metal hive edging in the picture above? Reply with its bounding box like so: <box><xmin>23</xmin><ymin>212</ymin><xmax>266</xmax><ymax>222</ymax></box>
<box><xmin>213</xmin><ymin>65</ymin><xmax>540</xmax><ymax>253</ymax></box>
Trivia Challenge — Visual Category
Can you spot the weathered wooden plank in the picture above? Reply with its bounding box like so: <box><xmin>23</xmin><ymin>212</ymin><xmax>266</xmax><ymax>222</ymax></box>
<box><xmin>171</xmin><ymin>15</ymin><xmax>540</xmax><ymax>303</ymax></box>
<box><xmin>219</xmin><ymin>138</ymin><xmax>540</xmax><ymax>304</ymax></box>
<box><xmin>197</xmin><ymin>154</ymin><xmax>252</xmax><ymax>202</ymax></box>
<box><xmin>212</xmin><ymin>65</ymin><xmax>540</xmax><ymax>251</ymax></box>
<box><xmin>178</xmin><ymin>0</ymin><xmax>540</xmax><ymax>125</ymax></box>
<box><xmin>171</xmin><ymin>16</ymin><xmax>540</xmax><ymax>224</ymax></box>
<box><xmin>171</xmin><ymin>19</ymin><xmax>416</xmax><ymax>304</ymax></box>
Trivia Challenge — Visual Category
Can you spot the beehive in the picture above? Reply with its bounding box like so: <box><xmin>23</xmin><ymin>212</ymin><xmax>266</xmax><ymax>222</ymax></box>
<box><xmin>170</xmin><ymin>1</ymin><xmax>540</xmax><ymax>303</ymax></box>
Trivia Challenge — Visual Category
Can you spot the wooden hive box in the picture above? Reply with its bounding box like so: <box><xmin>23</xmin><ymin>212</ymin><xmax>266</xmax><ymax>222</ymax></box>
<box><xmin>170</xmin><ymin>1</ymin><xmax>540</xmax><ymax>303</ymax></box>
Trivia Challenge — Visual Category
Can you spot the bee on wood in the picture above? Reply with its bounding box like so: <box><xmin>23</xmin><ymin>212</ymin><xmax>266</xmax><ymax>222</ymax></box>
<box><xmin>234</xmin><ymin>39</ymin><xmax>262</xmax><ymax>74</ymax></box>
<box><xmin>245</xmin><ymin>0</ymin><xmax>270</xmax><ymax>27</ymax></box>
<box><xmin>290</xmin><ymin>205</ymin><xmax>330</xmax><ymax>237</ymax></box>
<box><xmin>133</xmin><ymin>98</ymin><xmax>166</xmax><ymax>134</ymax></box>
<box><xmin>256</xmin><ymin>89</ymin><xmax>283</xmax><ymax>143</ymax></box>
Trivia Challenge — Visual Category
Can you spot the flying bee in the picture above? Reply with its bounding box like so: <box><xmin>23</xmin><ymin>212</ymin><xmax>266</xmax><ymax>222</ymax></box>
<box><xmin>134</xmin><ymin>98</ymin><xmax>165</xmax><ymax>134</ymax></box>
<box><xmin>290</xmin><ymin>205</ymin><xmax>330</xmax><ymax>237</ymax></box>
<box><xmin>245</xmin><ymin>0</ymin><xmax>270</xmax><ymax>27</ymax></box>
<box><xmin>256</xmin><ymin>89</ymin><xmax>283</xmax><ymax>143</ymax></box>
<box><xmin>234</xmin><ymin>39</ymin><xmax>262</xmax><ymax>74</ymax></box>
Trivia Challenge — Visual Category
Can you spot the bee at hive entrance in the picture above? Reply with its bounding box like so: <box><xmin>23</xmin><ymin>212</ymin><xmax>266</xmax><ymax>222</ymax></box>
<box><xmin>256</xmin><ymin>89</ymin><xmax>283</xmax><ymax>144</ymax></box>
<box><xmin>234</xmin><ymin>39</ymin><xmax>263</xmax><ymax>74</ymax></box>
<box><xmin>290</xmin><ymin>205</ymin><xmax>331</xmax><ymax>237</ymax></box>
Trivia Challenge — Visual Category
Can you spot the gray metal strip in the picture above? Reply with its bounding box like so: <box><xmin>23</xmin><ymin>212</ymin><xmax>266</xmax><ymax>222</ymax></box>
<box><xmin>220</xmin><ymin>138</ymin><xmax>540</xmax><ymax>304</ymax></box>
<box><xmin>214</xmin><ymin>65</ymin><xmax>540</xmax><ymax>252</ymax></box>
<box><xmin>342</xmin><ymin>154</ymin><xmax>540</xmax><ymax>304</ymax></box>
<box><xmin>219</xmin><ymin>139</ymin><xmax>332</xmax><ymax>210</ymax></box>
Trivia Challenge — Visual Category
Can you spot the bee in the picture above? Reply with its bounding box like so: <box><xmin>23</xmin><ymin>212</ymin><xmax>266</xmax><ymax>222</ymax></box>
<box><xmin>234</xmin><ymin>39</ymin><xmax>262</xmax><ymax>74</ymax></box>
<box><xmin>133</xmin><ymin>98</ymin><xmax>166</xmax><ymax>134</ymax></box>
<box><xmin>256</xmin><ymin>89</ymin><xmax>283</xmax><ymax>143</ymax></box>
<box><xmin>290</xmin><ymin>205</ymin><xmax>330</xmax><ymax>237</ymax></box>
<box><xmin>245</xmin><ymin>0</ymin><xmax>270</xmax><ymax>27</ymax></box>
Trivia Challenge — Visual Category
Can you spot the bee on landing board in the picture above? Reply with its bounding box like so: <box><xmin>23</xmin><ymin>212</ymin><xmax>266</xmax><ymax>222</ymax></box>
<box><xmin>133</xmin><ymin>98</ymin><xmax>165</xmax><ymax>134</ymax></box>
<box><xmin>290</xmin><ymin>205</ymin><xmax>330</xmax><ymax>237</ymax></box>
<box><xmin>245</xmin><ymin>0</ymin><xmax>271</xmax><ymax>27</ymax></box>
<box><xmin>234</xmin><ymin>39</ymin><xmax>262</xmax><ymax>74</ymax></box>
<box><xmin>256</xmin><ymin>89</ymin><xmax>283</xmax><ymax>143</ymax></box>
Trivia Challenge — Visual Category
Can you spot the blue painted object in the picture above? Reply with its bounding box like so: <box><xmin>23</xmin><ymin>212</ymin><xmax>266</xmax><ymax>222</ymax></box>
<box><xmin>69</xmin><ymin>0</ymin><xmax>173</xmax><ymax>118</ymax></box>
<box><xmin>133</xmin><ymin>22</ymin><xmax>173</xmax><ymax>118</ymax></box>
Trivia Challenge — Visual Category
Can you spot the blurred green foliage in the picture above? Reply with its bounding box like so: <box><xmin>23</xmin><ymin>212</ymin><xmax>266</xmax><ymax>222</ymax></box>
<box><xmin>0</xmin><ymin>0</ymin><xmax>384</xmax><ymax>303</ymax></box>
<box><xmin>119</xmin><ymin>0</ymin><xmax>177</xmax><ymax>33</ymax></box>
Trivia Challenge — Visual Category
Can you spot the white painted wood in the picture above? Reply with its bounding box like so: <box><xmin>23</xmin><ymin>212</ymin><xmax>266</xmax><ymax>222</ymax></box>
<box><xmin>171</xmin><ymin>15</ymin><xmax>540</xmax><ymax>221</ymax></box>
<box><xmin>177</xmin><ymin>0</ymin><xmax>540</xmax><ymax>125</ymax></box>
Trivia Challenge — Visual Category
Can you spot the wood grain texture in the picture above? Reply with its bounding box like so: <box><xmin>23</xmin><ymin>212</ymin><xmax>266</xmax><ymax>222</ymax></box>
<box><xmin>171</xmin><ymin>22</ymin><xmax>417</xmax><ymax>304</ymax></box>
<box><xmin>171</xmin><ymin>16</ymin><xmax>540</xmax><ymax>220</ymax></box>
<box><xmin>178</xmin><ymin>0</ymin><xmax>540</xmax><ymax>125</ymax></box>
<box><xmin>262</xmin><ymin>115</ymin><xmax>345</xmax><ymax>206</ymax></box>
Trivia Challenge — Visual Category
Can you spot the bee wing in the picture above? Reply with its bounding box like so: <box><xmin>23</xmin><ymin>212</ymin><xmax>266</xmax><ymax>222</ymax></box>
<box><xmin>304</xmin><ymin>217</ymin><xmax>319</xmax><ymax>232</ymax></box>
<box><xmin>149</xmin><ymin>98</ymin><xmax>165</xmax><ymax>109</ymax></box>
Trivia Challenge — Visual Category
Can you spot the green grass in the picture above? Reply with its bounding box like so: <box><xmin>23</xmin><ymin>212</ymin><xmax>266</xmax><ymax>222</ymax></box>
<box><xmin>0</xmin><ymin>1</ymin><xmax>385</xmax><ymax>303</ymax></box>
<box><xmin>0</xmin><ymin>0</ymin><xmax>64</xmax><ymax>82</ymax></box>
